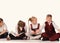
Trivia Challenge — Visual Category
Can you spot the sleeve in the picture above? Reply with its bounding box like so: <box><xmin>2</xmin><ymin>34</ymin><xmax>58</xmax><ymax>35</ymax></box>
<box><xmin>3</xmin><ymin>24</ymin><xmax>7</xmax><ymax>31</ymax></box>
<box><xmin>15</xmin><ymin>26</ymin><xmax>18</xmax><ymax>34</ymax></box>
<box><xmin>52</xmin><ymin>22</ymin><xmax>60</xmax><ymax>30</ymax></box>
<box><xmin>24</xmin><ymin>25</ymin><xmax>27</xmax><ymax>33</ymax></box>
<box><xmin>25</xmin><ymin>24</ymin><xmax>31</xmax><ymax>36</ymax></box>
<box><xmin>40</xmin><ymin>23</ymin><xmax>45</xmax><ymax>33</ymax></box>
<box><xmin>36</xmin><ymin>24</ymin><xmax>41</xmax><ymax>34</ymax></box>
<box><xmin>29</xmin><ymin>25</ymin><xmax>32</xmax><ymax>34</ymax></box>
<box><xmin>24</xmin><ymin>25</ymin><xmax>29</xmax><ymax>36</ymax></box>
<box><xmin>10</xmin><ymin>26</ymin><xmax>18</xmax><ymax>36</ymax></box>
<box><xmin>27</xmin><ymin>24</ymin><xmax>32</xmax><ymax>36</ymax></box>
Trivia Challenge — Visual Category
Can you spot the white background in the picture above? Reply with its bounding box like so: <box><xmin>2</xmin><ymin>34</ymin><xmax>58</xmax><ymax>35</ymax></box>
<box><xmin>0</xmin><ymin>0</ymin><xmax>60</xmax><ymax>43</ymax></box>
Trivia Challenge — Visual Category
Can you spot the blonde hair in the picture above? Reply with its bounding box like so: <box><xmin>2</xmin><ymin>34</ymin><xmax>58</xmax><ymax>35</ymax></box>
<box><xmin>28</xmin><ymin>16</ymin><xmax>37</xmax><ymax>22</ymax></box>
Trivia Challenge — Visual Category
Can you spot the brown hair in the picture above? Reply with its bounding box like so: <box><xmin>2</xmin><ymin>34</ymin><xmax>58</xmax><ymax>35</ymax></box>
<box><xmin>47</xmin><ymin>14</ymin><xmax>52</xmax><ymax>17</ymax></box>
<box><xmin>29</xmin><ymin>18</ymin><xmax>32</xmax><ymax>22</ymax></box>
<box><xmin>17</xmin><ymin>20</ymin><xmax>25</xmax><ymax>34</ymax></box>
<box><xmin>0</xmin><ymin>18</ymin><xmax>3</xmax><ymax>23</ymax></box>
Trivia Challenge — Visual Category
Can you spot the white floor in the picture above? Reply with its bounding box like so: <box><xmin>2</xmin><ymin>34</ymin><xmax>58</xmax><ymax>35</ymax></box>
<box><xmin>0</xmin><ymin>39</ymin><xmax>60</xmax><ymax>43</ymax></box>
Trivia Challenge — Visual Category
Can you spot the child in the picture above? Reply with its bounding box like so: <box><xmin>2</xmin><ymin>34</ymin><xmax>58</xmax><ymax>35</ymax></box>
<box><xmin>41</xmin><ymin>14</ymin><xmax>60</xmax><ymax>41</ymax></box>
<box><xmin>29</xmin><ymin>16</ymin><xmax>41</xmax><ymax>40</ymax></box>
<box><xmin>0</xmin><ymin>18</ymin><xmax>8</xmax><ymax>39</ymax></box>
<box><xmin>9</xmin><ymin>20</ymin><xmax>27</xmax><ymax>40</ymax></box>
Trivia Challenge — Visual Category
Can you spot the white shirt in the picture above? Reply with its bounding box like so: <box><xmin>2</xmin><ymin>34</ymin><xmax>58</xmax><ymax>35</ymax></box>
<box><xmin>29</xmin><ymin>23</ymin><xmax>40</xmax><ymax>34</ymax></box>
<box><xmin>40</xmin><ymin>21</ymin><xmax>60</xmax><ymax>33</ymax></box>
<box><xmin>31</xmin><ymin>23</ymin><xmax>39</xmax><ymax>29</ymax></box>
<box><xmin>0</xmin><ymin>23</ymin><xmax>7</xmax><ymax>32</ymax></box>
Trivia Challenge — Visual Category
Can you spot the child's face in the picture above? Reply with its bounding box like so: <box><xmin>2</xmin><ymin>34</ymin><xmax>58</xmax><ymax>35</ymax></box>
<box><xmin>32</xmin><ymin>18</ymin><xmax>37</xmax><ymax>24</ymax></box>
<box><xmin>46</xmin><ymin>17</ymin><xmax>52</xmax><ymax>22</ymax></box>
<box><xmin>0</xmin><ymin>21</ymin><xmax>3</xmax><ymax>26</ymax></box>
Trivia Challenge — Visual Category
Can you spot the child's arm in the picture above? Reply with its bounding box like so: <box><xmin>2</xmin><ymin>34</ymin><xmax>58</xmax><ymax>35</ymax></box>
<box><xmin>24</xmin><ymin>25</ymin><xmax>27</xmax><ymax>33</ymax></box>
<box><xmin>0</xmin><ymin>29</ymin><xmax>7</xmax><ymax>35</ymax></box>
<box><xmin>36</xmin><ymin>29</ymin><xmax>40</xmax><ymax>34</ymax></box>
<box><xmin>36</xmin><ymin>24</ymin><xmax>41</xmax><ymax>34</ymax></box>
<box><xmin>0</xmin><ymin>24</ymin><xmax>7</xmax><ymax>35</ymax></box>
<box><xmin>29</xmin><ymin>25</ymin><xmax>36</xmax><ymax>35</ymax></box>
<box><xmin>53</xmin><ymin>22</ymin><xmax>60</xmax><ymax>32</ymax></box>
<box><xmin>10</xmin><ymin>26</ymin><xmax>19</xmax><ymax>37</ymax></box>
<box><xmin>40</xmin><ymin>23</ymin><xmax>45</xmax><ymax>34</ymax></box>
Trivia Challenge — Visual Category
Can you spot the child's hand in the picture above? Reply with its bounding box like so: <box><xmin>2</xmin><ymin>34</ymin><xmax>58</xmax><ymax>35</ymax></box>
<box><xmin>31</xmin><ymin>31</ymin><xmax>36</xmax><ymax>34</ymax></box>
<box><xmin>36</xmin><ymin>29</ymin><xmax>40</xmax><ymax>33</ymax></box>
<box><xmin>15</xmin><ymin>34</ymin><xmax>20</xmax><ymax>37</ymax></box>
<box><xmin>57</xmin><ymin>29</ymin><xmax>60</xmax><ymax>33</ymax></box>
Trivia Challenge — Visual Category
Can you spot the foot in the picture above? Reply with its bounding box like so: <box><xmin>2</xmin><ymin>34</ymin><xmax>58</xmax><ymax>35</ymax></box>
<box><xmin>7</xmin><ymin>37</ymin><xmax>11</xmax><ymax>40</ymax></box>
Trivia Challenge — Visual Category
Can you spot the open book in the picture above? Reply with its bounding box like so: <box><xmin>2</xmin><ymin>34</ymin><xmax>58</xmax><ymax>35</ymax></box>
<box><xmin>11</xmin><ymin>32</ymin><xmax>24</xmax><ymax>37</ymax></box>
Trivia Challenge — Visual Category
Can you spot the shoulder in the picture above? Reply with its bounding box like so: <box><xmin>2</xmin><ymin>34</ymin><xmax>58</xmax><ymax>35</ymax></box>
<box><xmin>42</xmin><ymin>22</ymin><xmax>46</xmax><ymax>27</ymax></box>
<box><xmin>38</xmin><ymin>23</ymin><xmax>40</xmax><ymax>25</ymax></box>
<box><xmin>52</xmin><ymin>21</ymin><xmax>55</xmax><ymax>24</ymax></box>
<box><xmin>30</xmin><ymin>24</ymin><xmax>32</xmax><ymax>26</ymax></box>
<box><xmin>3</xmin><ymin>23</ymin><xmax>7</xmax><ymax>27</ymax></box>
<box><xmin>38</xmin><ymin>23</ymin><xmax>40</xmax><ymax>26</ymax></box>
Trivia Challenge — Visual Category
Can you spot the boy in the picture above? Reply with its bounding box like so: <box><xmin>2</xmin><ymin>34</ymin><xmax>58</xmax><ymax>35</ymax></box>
<box><xmin>41</xmin><ymin>14</ymin><xmax>60</xmax><ymax>41</ymax></box>
<box><xmin>0</xmin><ymin>18</ymin><xmax>8</xmax><ymax>39</ymax></box>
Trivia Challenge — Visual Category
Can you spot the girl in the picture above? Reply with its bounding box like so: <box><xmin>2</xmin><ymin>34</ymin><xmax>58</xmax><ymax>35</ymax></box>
<box><xmin>0</xmin><ymin>18</ymin><xmax>8</xmax><ymax>39</ymax></box>
<box><xmin>8</xmin><ymin>20</ymin><xmax>27</xmax><ymax>40</ymax></box>
<box><xmin>28</xmin><ymin>16</ymin><xmax>41</xmax><ymax>40</ymax></box>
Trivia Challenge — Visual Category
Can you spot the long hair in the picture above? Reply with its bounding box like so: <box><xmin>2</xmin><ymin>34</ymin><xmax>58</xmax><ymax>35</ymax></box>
<box><xmin>17</xmin><ymin>20</ymin><xmax>25</xmax><ymax>34</ymax></box>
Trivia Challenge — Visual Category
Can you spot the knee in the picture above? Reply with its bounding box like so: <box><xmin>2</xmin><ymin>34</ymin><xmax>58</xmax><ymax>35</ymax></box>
<box><xmin>9</xmin><ymin>33</ymin><xmax>12</xmax><ymax>36</ymax></box>
<box><xmin>4</xmin><ymin>32</ymin><xmax>8</xmax><ymax>35</ymax></box>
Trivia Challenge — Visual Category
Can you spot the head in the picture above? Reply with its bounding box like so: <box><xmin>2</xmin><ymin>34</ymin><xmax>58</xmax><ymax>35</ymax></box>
<box><xmin>29</xmin><ymin>16</ymin><xmax>37</xmax><ymax>24</ymax></box>
<box><xmin>18</xmin><ymin>20</ymin><xmax>25</xmax><ymax>28</ymax></box>
<box><xmin>0</xmin><ymin>18</ymin><xmax>3</xmax><ymax>27</ymax></box>
<box><xmin>46</xmin><ymin>14</ymin><xmax>52</xmax><ymax>22</ymax></box>
<box><xmin>17</xmin><ymin>20</ymin><xmax>25</xmax><ymax>34</ymax></box>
